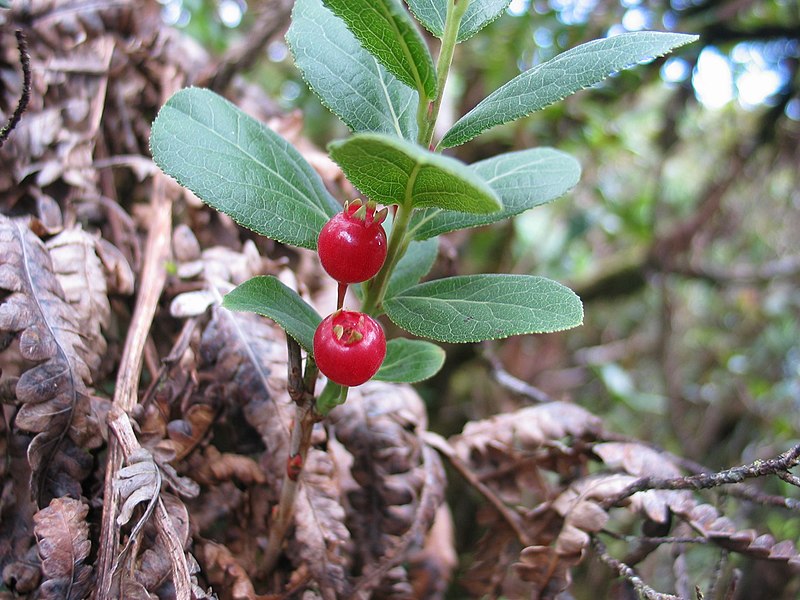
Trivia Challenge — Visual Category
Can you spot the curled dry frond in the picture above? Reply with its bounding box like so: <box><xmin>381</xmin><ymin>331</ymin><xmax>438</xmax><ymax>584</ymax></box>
<box><xmin>451</xmin><ymin>401</ymin><xmax>603</xmax><ymax>461</ymax></box>
<box><xmin>191</xmin><ymin>446</ymin><xmax>267</xmax><ymax>487</ymax></box>
<box><xmin>0</xmin><ymin>216</ymin><xmax>103</xmax><ymax>505</ymax></box>
<box><xmin>45</xmin><ymin>227</ymin><xmax>111</xmax><ymax>381</ymax></box>
<box><xmin>448</xmin><ymin>402</ymin><xmax>601</xmax><ymax>598</ymax></box>
<box><xmin>489</xmin><ymin>438</ymin><xmax>800</xmax><ymax>597</ymax></box>
<box><xmin>113</xmin><ymin>447</ymin><xmax>161</xmax><ymax>556</ymax></box>
<box><xmin>289</xmin><ymin>448</ymin><xmax>352</xmax><ymax>597</ymax></box>
<box><xmin>32</xmin><ymin>497</ymin><xmax>92</xmax><ymax>600</ymax></box>
<box><xmin>200</xmin><ymin>306</ymin><xmax>290</xmax><ymax>486</ymax></box>
<box><xmin>196</xmin><ymin>541</ymin><xmax>259</xmax><ymax>600</ymax></box>
<box><xmin>332</xmin><ymin>381</ymin><xmax>449</xmax><ymax>598</ymax></box>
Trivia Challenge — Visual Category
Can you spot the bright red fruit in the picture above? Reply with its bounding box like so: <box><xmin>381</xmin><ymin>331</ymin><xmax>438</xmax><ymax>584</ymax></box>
<box><xmin>318</xmin><ymin>200</ymin><xmax>388</xmax><ymax>283</ymax></box>
<box><xmin>313</xmin><ymin>310</ymin><xmax>386</xmax><ymax>387</ymax></box>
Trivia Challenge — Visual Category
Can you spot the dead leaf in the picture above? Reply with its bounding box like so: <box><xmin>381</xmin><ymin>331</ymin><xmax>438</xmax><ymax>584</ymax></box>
<box><xmin>288</xmin><ymin>449</ymin><xmax>352</xmax><ymax>597</ymax></box>
<box><xmin>0</xmin><ymin>216</ymin><xmax>102</xmax><ymax>505</ymax></box>
<box><xmin>197</xmin><ymin>541</ymin><xmax>260</xmax><ymax>600</ymax></box>
<box><xmin>461</xmin><ymin>520</ymin><xmax>529</xmax><ymax>599</ymax></box>
<box><xmin>563</xmin><ymin>499</ymin><xmax>609</xmax><ymax>534</ymax></box>
<box><xmin>408</xmin><ymin>504</ymin><xmax>457</xmax><ymax>600</ymax></box>
<box><xmin>170</xmin><ymin>290</ymin><xmax>217</xmax><ymax>318</ymax></box>
<box><xmin>114</xmin><ymin>447</ymin><xmax>160</xmax><ymax>530</ymax></box>
<box><xmin>593</xmin><ymin>441</ymin><xmax>683</xmax><ymax>479</ymax></box>
<box><xmin>94</xmin><ymin>236</ymin><xmax>135</xmax><ymax>296</ymax></box>
<box><xmin>200</xmin><ymin>242</ymin><xmax>264</xmax><ymax>287</ymax></box>
<box><xmin>31</xmin><ymin>190</ymin><xmax>64</xmax><ymax>235</ymax></box>
<box><xmin>160</xmin><ymin>403</ymin><xmax>216</xmax><ymax>461</ymax></box>
<box><xmin>45</xmin><ymin>226</ymin><xmax>111</xmax><ymax>381</ymax></box>
<box><xmin>512</xmin><ymin>545</ymin><xmax>577</xmax><ymax>599</ymax></box>
<box><xmin>452</xmin><ymin>402</ymin><xmax>602</xmax><ymax>462</ymax></box>
<box><xmin>192</xmin><ymin>446</ymin><xmax>267</xmax><ymax>486</ymax></box>
<box><xmin>33</xmin><ymin>497</ymin><xmax>92</xmax><ymax>600</ymax></box>
<box><xmin>172</xmin><ymin>224</ymin><xmax>202</xmax><ymax>263</ymax></box>
<box><xmin>331</xmin><ymin>382</ymin><xmax>448</xmax><ymax>597</ymax></box>
<box><xmin>2</xmin><ymin>557</ymin><xmax>42</xmax><ymax>595</ymax></box>
<box><xmin>674</xmin><ymin>501</ymin><xmax>800</xmax><ymax>569</ymax></box>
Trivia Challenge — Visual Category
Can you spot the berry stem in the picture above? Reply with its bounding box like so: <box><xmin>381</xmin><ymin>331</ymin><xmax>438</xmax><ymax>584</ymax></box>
<box><xmin>337</xmin><ymin>282</ymin><xmax>347</xmax><ymax>310</ymax></box>
<box><xmin>317</xmin><ymin>379</ymin><xmax>349</xmax><ymax>414</ymax></box>
<box><xmin>263</xmin><ymin>337</ymin><xmax>320</xmax><ymax>574</ymax></box>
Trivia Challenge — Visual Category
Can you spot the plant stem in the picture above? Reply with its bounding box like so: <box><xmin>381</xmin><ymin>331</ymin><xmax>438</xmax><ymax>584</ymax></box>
<box><xmin>363</xmin><ymin>1</ymin><xmax>470</xmax><ymax>316</ymax></box>
<box><xmin>419</xmin><ymin>0</ymin><xmax>470</xmax><ymax>149</ymax></box>
<box><xmin>361</xmin><ymin>201</ymin><xmax>413</xmax><ymax>315</ymax></box>
<box><xmin>263</xmin><ymin>338</ymin><xmax>319</xmax><ymax>574</ymax></box>
<box><xmin>416</xmin><ymin>91</ymin><xmax>431</xmax><ymax>145</ymax></box>
<box><xmin>262</xmin><ymin>401</ymin><xmax>316</xmax><ymax>574</ymax></box>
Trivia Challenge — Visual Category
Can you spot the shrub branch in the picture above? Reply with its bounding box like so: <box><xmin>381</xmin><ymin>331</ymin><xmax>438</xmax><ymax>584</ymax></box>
<box><xmin>263</xmin><ymin>336</ymin><xmax>320</xmax><ymax>574</ymax></box>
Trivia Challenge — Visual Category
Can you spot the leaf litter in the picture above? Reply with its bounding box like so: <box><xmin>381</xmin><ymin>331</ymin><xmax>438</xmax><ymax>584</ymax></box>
<box><xmin>1</xmin><ymin>2</ymin><xmax>799</xmax><ymax>599</ymax></box>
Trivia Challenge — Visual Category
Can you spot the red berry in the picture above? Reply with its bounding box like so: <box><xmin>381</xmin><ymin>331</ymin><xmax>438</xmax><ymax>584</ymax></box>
<box><xmin>318</xmin><ymin>200</ymin><xmax>388</xmax><ymax>283</ymax></box>
<box><xmin>313</xmin><ymin>310</ymin><xmax>386</xmax><ymax>387</ymax></box>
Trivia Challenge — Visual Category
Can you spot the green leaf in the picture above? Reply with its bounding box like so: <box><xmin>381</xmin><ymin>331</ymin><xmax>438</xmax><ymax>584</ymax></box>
<box><xmin>386</xmin><ymin>237</ymin><xmax>439</xmax><ymax>298</ymax></box>
<box><xmin>411</xmin><ymin>148</ymin><xmax>580</xmax><ymax>239</ymax></box>
<box><xmin>328</xmin><ymin>133</ymin><xmax>501</xmax><ymax>213</ymax></box>
<box><xmin>222</xmin><ymin>276</ymin><xmax>322</xmax><ymax>353</ymax></box>
<box><xmin>0</xmin><ymin>1</ymin><xmax>11</xmax><ymax>8</ymax></box>
<box><xmin>440</xmin><ymin>31</ymin><xmax>699</xmax><ymax>148</ymax></box>
<box><xmin>405</xmin><ymin>0</ymin><xmax>511</xmax><ymax>42</ymax></box>
<box><xmin>287</xmin><ymin>0</ymin><xmax>418</xmax><ymax>140</ymax></box>
<box><xmin>374</xmin><ymin>338</ymin><xmax>445</xmax><ymax>382</ymax></box>
<box><xmin>150</xmin><ymin>87</ymin><xmax>339</xmax><ymax>250</ymax></box>
<box><xmin>321</xmin><ymin>0</ymin><xmax>437</xmax><ymax>99</ymax></box>
<box><xmin>384</xmin><ymin>274</ymin><xmax>583</xmax><ymax>343</ymax></box>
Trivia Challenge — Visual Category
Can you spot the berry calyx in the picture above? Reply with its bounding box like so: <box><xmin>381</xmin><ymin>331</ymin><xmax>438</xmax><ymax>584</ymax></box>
<box><xmin>313</xmin><ymin>310</ymin><xmax>386</xmax><ymax>387</ymax></box>
<box><xmin>317</xmin><ymin>199</ymin><xmax>388</xmax><ymax>284</ymax></box>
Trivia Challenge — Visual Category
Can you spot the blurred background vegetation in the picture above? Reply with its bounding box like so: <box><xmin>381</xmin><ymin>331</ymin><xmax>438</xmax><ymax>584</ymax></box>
<box><xmin>157</xmin><ymin>0</ymin><xmax>799</xmax><ymax>595</ymax></box>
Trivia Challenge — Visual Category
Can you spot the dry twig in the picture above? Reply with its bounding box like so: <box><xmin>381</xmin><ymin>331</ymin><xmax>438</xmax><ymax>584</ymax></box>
<box><xmin>207</xmin><ymin>0</ymin><xmax>293</xmax><ymax>92</ymax></box>
<box><xmin>597</xmin><ymin>432</ymin><xmax>800</xmax><ymax>512</ymax></box>
<box><xmin>592</xmin><ymin>536</ymin><xmax>682</xmax><ymax>600</ymax></box>
<box><xmin>602</xmin><ymin>444</ymin><xmax>800</xmax><ymax>510</ymax></box>
<box><xmin>482</xmin><ymin>347</ymin><xmax>553</xmax><ymax>404</ymax></box>
<box><xmin>107</xmin><ymin>407</ymin><xmax>193</xmax><ymax>600</ymax></box>
<box><xmin>424</xmin><ymin>431</ymin><xmax>533</xmax><ymax>546</ymax></box>
<box><xmin>94</xmin><ymin>172</ymin><xmax>177</xmax><ymax>598</ymax></box>
<box><xmin>0</xmin><ymin>30</ymin><xmax>31</xmax><ymax>148</ymax></box>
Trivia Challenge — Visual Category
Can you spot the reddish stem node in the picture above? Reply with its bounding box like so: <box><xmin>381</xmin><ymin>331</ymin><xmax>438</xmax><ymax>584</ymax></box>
<box><xmin>286</xmin><ymin>454</ymin><xmax>304</xmax><ymax>481</ymax></box>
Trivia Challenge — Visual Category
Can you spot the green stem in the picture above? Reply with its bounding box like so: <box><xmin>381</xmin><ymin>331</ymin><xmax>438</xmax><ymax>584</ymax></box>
<box><xmin>419</xmin><ymin>0</ymin><xmax>470</xmax><ymax>148</ymax></box>
<box><xmin>362</xmin><ymin>201</ymin><xmax>414</xmax><ymax>315</ymax></box>
<box><xmin>302</xmin><ymin>355</ymin><xmax>318</xmax><ymax>396</ymax></box>
<box><xmin>364</xmin><ymin>1</ymin><xmax>470</xmax><ymax>314</ymax></box>
<box><xmin>416</xmin><ymin>93</ymin><xmax>430</xmax><ymax>144</ymax></box>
